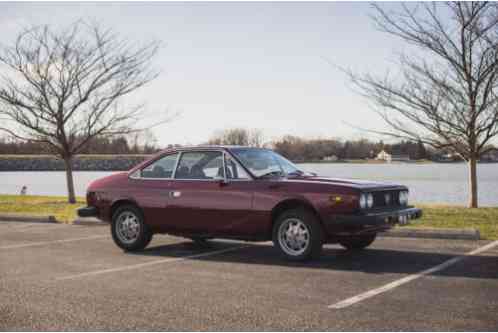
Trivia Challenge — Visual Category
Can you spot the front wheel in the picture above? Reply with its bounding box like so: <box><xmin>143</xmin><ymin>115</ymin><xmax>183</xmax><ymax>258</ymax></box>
<box><xmin>338</xmin><ymin>233</ymin><xmax>377</xmax><ymax>250</ymax></box>
<box><xmin>111</xmin><ymin>205</ymin><xmax>152</xmax><ymax>251</ymax></box>
<box><xmin>272</xmin><ymin>208</ymin><xmax>323</xmax><ymax>261</ymax></box>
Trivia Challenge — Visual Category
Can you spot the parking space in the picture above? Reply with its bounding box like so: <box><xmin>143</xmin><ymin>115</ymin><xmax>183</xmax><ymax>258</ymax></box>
<box><xmin>1</xmin><ymin>222</ymin><xmax>497</xmax><ymax>330</ymax></box>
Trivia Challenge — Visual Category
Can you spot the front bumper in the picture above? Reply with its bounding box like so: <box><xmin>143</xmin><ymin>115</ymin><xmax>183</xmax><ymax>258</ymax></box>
<box><xmin>333</xmin><ymin>207</ymin><xmax>422</xmax><ymax>226</ymax></box>
<box><xmin>77</xmin><ymin>206</ymin><xmax>99</xmax><ymax>218</ymax></box>
<box><xmin>325</xmin><ymin>207</ymin><xmax>422</xmax><ymax>235</ymax></box>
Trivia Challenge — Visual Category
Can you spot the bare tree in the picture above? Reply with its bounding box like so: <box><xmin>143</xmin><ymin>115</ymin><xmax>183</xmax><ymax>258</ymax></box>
<box><xmin>0</xmin><ymin>21</ymin><xmax>162</xmax><ymax>203</ymax></box>
<box><xmin>208</xmin><ymin>128</ymin><xmax>266</xmax><ymax>147</ymax></box>
<box><xmin>348</xmin><ymin>2</ymin><xmax>498</xmax><ymax>208</ymax></box>
<box><xmin>247</xmin><ymin>128</ymin><xmax>265</xmax><ymax>148</ymax></box>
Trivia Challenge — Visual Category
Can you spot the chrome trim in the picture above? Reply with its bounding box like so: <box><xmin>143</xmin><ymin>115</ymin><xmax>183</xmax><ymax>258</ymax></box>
<box><xmin>224</xmin><ymin>149</ymin><xmax>254</xmax><ymax>181</ymax></box>
<box><xmin>128</xmin><ymin>152</ymin><xmax>180</xmax><ymax>181</ymax></box>
<box><xmin>221</xmin><ymin>151</ymin><xmax>227</xmax><ymax>181</ymax></box>
<box><xmin>171</xmin><ymin>151</ymin><xmax>182</xmax><ymax>179</ymax></box>
<box><xmin>128</xmin><ymin>148</ymin><xmax>255</xmax><ymax>182</ymax></box>
<box><xmin>129</xmin><ymin>169</ymin><xmax>140</xmax><ymax>180</ymax></box>
<box><xmin>173</xmin><ymin>150</ymin><xmax>226</xmax><ymax>181</ymax></box>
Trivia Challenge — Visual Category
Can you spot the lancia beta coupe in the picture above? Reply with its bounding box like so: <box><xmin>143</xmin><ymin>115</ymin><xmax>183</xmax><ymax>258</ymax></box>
<box><xmin>78</xmin><ymin>146</ymin><xmax>422</xmax><ymax>261</ymax></box>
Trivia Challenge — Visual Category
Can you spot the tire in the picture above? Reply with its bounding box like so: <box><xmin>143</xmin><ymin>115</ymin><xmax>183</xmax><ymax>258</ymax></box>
<box><xmin>272</xmin><ymin>208</ymin><xmax>323</xmax><ymax>261</ymax></box>
<box><xmin>338</xmin><ymin>233</ymin><xmax>377</xmax><ymax>250</ymax></box>
<box><xmin>111</xmin><ymin>205</ymin><xmax>153</xmax><ymax>251</ymax></box>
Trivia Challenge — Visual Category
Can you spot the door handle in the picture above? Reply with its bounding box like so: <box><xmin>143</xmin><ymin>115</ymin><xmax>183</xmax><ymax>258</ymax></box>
<box><xmin>170</xmin><ymin>191</ymin><xmax>181</xmax><ymax>198</ymax></box>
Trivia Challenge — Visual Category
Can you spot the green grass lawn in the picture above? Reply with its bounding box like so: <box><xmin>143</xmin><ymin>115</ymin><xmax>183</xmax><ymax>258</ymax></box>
<box><xmin>0</xmin><ymin>194</ymin><xmax>85</xmax><ymax>223</ymax></box>
<box><xmin>0</xmin><ymin>195</ymin><xmax>496</xmax><ymax>239</ymax></box>
<box><xmin>406</xmin><ymin>204</ymin><xmax>498</xmax><ymax>240</ymax></box>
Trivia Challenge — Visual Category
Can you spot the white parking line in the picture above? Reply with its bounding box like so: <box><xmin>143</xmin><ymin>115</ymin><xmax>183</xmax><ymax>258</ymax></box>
<box><xmin>0</xmin><ymin>235</ymin><xmax>108</xmax><ymax>250</ymax></box>
<box><xmin>56</xmin><ymin>244</ymin><xmax>250</xmax><ymax>281</ymax></box>
<box><xmin>329</xmin><ymin>240</ymin><xmax>498</xmax><ymax>309</ymax></box>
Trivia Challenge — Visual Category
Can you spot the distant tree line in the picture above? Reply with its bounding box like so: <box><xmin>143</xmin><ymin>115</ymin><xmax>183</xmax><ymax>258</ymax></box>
<box><xmin>272</xmin><ymin>136</ymin><xmax>430</xmax><ymax>162</ymax></box>
<box><xmin>0</xmin><ymin>134</ymin><xmax>160</xmax><ymax>155</ymax></box>
<box><xmin>2</xmin><ymin>128</ymin><xmax>494</xmax><ymax>163</ymax></box>
<box><xmin>204</xmin><ymin>128</ymin><xmax>462</xmax><ymax>162</ymax></box>
<box><xmin>207</xmin><ymin>128</ymin><xmax>265</xmax><ymax>147</ymax></box>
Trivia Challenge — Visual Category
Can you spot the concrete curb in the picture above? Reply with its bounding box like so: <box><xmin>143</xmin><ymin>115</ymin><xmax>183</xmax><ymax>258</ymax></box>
<box><xmin>0</xmin><ymin>214</ymin><xmax>57</xmax><ymax>223</ymax></box>
<box><xmin>382</xmin><ymin>227</ymin><xmax>480</xmax><ymax>240</ymax></box>
<box><xmin>0</xmin><ymin>214</ymin><xmax>106</xmax><ymax>226</ymax></box>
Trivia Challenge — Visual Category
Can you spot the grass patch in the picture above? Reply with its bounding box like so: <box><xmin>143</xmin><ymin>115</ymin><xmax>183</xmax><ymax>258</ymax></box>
<box><xmin>407</xmin><ymin>204</ymin><xmax>498</xmax><ymax>240</ymax></box>
<box><xmin>0</xmin><ymin>194</ymin><xmax>85</xmax><ymax>223</ymax></box>
<box><xmin>0</xmin><ymin>195</ymin><xmax>496</xmax><ymax>238</ymax></box>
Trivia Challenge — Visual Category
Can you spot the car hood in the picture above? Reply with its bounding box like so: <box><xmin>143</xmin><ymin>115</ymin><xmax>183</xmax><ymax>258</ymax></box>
<box><xmin>283</xmin><ymin>176</ymin><xmax>407</xmax><ymax>191</ymax></box>
<box><xmin>88</xmin><ymin>172</ymin><xmax>128</xmax><ymax>190</ymax></box>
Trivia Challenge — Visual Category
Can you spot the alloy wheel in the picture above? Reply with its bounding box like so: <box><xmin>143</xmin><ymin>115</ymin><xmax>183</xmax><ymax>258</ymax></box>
<box><xmin>115</xmin><ymin>211</ymin><xmax>141</xmax><ymax>244</ymax></box>
<box><xmin>277</xmin><ymin>217</ymin><xmax>310</xmax><ymax>256</ymax></box>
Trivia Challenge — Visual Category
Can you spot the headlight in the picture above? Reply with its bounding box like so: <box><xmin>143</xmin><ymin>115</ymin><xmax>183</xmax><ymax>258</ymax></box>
<box><xmin>399</xmin><ymin>191</ymin><xmax>409</xmax><ymax>205</ymax></box>
<box><xmin>359</xmin><ymin>194</ymin><xmax>367</xmax><ymax>209</ymax></box>
<box><xmin>359</xmin><ymin>193</ymin><xmax>374</xmax><ymax>209</ymax></box>
<box><xmin>367</xmin><ymin>193</ymin><xmax>374</xmax><ymax>208</ymax></box>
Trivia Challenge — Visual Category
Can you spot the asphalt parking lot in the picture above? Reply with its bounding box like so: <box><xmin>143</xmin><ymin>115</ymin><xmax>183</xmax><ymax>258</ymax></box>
<box><xmin>1</xmin><ymin>221</ymin><xmax>497</xmax><ymax>331</ymax></box>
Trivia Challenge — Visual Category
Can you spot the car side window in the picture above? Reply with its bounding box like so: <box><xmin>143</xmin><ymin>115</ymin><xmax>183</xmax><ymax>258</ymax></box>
<box><xmin>141</xmin><ymin>153</ymin><xmax>178</xmax><ymax>179</ymax></box>
<box><xmin>174</xmin><ymin>151</ymin><xmax>224</xmax><ymax>180</ymax></box>
<box><xmin>225</xmin><ymin>155</ymin><xmax>250</xmax><ymax>180</ymax></box>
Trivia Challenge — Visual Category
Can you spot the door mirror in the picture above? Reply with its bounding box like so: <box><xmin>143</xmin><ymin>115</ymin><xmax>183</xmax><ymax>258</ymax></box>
<box><xmin>214</xmin><ymin>176</ymin><xmax>229</xmax><ymax>186</ymax></box>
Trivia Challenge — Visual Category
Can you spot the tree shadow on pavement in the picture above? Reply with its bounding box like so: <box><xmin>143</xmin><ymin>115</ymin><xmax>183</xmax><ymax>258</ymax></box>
<box><xmin>130</xmin><ymin>239</ymin><xmax>498</xmax><ymax>280</ymax></box>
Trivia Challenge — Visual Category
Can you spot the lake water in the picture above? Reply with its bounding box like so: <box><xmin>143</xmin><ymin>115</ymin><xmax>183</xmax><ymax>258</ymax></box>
<box><xmin>0</xmin><ymin>163</ymin><xmax>497</xmax><ymax>206</ymax></box>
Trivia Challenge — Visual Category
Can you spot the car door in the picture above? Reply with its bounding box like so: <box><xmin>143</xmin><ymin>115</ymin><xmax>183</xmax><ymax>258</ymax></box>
<box><xmin>167</xmin><ymin>150</ymin><xmax>255</xmax><ymax>236</ymax></box>
<box><xmin>128</xmin><ymin>152</ymin><xmax>179</xmax><ymax>231</ymax></box>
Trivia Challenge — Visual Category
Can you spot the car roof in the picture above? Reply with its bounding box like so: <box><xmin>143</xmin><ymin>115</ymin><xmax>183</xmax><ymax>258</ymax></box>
<box><xmin>158</xmin><ymin>145</ymin><xmax>267</xmax><ymax>154</ymax></box>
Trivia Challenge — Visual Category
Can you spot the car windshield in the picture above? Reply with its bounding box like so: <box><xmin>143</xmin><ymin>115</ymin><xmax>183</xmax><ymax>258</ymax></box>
<box><xmin>231</xmin><ymin>148</ymin><xmax>307</xmax><ymax>178</ymax></box>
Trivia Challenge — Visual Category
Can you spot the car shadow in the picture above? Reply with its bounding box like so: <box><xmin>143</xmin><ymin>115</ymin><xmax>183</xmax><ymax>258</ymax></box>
<box><xmin>129</xmin><ymin>239</ymin><xmax>498</xmax><ymax>280</ymax></box>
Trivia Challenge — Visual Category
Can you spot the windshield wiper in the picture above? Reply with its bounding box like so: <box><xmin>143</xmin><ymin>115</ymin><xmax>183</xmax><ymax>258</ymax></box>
<box><xmin>258</xmin><ymin>170</ymin><xmax>285</xmax><ymax>179</ymax></box>
<box><xmin>286</xmin><ymin>170</ymin><xmax>304</xmax><ymax>176</ymax></box>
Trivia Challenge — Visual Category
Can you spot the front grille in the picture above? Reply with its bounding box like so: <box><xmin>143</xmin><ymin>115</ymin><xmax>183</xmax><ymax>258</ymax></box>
<box><xmin>372</xmin><ymin>191</ymin><xmax>399</xmax><ymax>207</ymax></box>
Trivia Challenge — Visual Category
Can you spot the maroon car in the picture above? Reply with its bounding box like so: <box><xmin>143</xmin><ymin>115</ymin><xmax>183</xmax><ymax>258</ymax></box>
<box><xmin>78</xmin><ymin>146</ymin><xmax>422</xmax><ymax>261</ymax></box>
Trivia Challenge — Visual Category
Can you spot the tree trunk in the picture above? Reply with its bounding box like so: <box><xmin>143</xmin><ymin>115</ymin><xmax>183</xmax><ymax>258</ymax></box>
<box><xmin>63</xmin><ymin>156</ymin><xmax>76</xmax><ymax>204</ymax></box>
<box><xmin>468</xmin><ymin>157</ymin><xmax>478</xmax><ymax>208</ymax></box>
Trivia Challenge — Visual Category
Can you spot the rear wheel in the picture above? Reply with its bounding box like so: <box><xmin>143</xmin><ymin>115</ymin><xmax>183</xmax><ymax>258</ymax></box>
<box><xmin>111</xmin><ymin>205</ymin><xmax>152</xmax><ymax>251</ymax></box>
<box><xmin>338</xmin><ymin>233</ymin><xmax>377</xmax><ymax>250</ymax></box>
<box><xmin>272</xmin><ymin>208</ymin><xmax>323</xmax><ymax>261</ymax></box>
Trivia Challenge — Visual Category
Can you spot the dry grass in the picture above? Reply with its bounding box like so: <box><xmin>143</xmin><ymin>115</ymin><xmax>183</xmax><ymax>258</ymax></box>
<box><xmin>0</xmin><ymin>195</ymin><xmax>496</xmax><ymax>238</ymax></box>
<box><xmin>407</xmin><ymin>204</ymin><xmax>498</xmax><ymax>240</ymax></box>
<box><xmin>0</xmin><ymin>194</ymin><xmax>85</xmax><ymax>223</ymax></box>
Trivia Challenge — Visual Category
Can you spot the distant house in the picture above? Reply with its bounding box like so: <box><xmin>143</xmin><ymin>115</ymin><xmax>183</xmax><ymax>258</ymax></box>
<box><xmin>481</xmin><ymin>150</ymin><xmax>498</xmax><ymax>162</ymax></box>
<box><xmin>439</xmin><ymin>152</ymin><xmax>461</xmax><ymax>162</ymax></box>
<box><xmin>322</xmin><ymin>155</ymin><xmax>338</xmax><ymax>161</ymax></box>
<box><xmin>376</xmin><ymin>150</ymin><xmax>391</xmax><ymax>162</ymax></box>
<box><xmin>376</xmin><ymin>150</ymin><xmax>410</xmax><ymax>162</ymax></box>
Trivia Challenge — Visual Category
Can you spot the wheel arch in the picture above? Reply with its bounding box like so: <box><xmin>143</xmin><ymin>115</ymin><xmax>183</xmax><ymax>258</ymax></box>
<box><xmin>109</xmin><ymin>198</ymin><xmax>143</xmax><ymax>221</ymax></box>
<box><xmin>269</xmin><ymin>198</ymin><xmax>323</xmax><ymax>237</ymax></box>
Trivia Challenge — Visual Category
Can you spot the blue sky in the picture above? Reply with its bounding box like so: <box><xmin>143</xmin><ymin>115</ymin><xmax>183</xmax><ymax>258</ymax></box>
<box><xmin>0</xmin><ymin>2</ymin><xmax>411</xmax><ymax>146</ymax></box>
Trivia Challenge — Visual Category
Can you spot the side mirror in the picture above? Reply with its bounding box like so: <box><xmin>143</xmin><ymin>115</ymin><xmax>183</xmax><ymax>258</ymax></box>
<box><xmin>213</xmin><ymin>175</ymin><xmax>229</xmax><ymax>186</ymax></box>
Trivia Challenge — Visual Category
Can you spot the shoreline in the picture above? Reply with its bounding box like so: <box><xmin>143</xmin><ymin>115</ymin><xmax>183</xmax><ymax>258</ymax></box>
<box><xmin>1</xmin><ymin>154</ymin><xmax>494</xmax><ymax>172</ymax></box>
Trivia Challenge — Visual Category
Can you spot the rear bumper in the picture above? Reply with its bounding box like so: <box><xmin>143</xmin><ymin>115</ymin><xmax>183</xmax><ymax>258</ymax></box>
<box><xmin>325</xmin><ymin>207</ymin><xmax>422</xmax><ymax>233</ymax></box>
<box><xmin>77</xmin><ymin>206</ymin><xmax>99</xmax><ymax>218</ymax></box>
